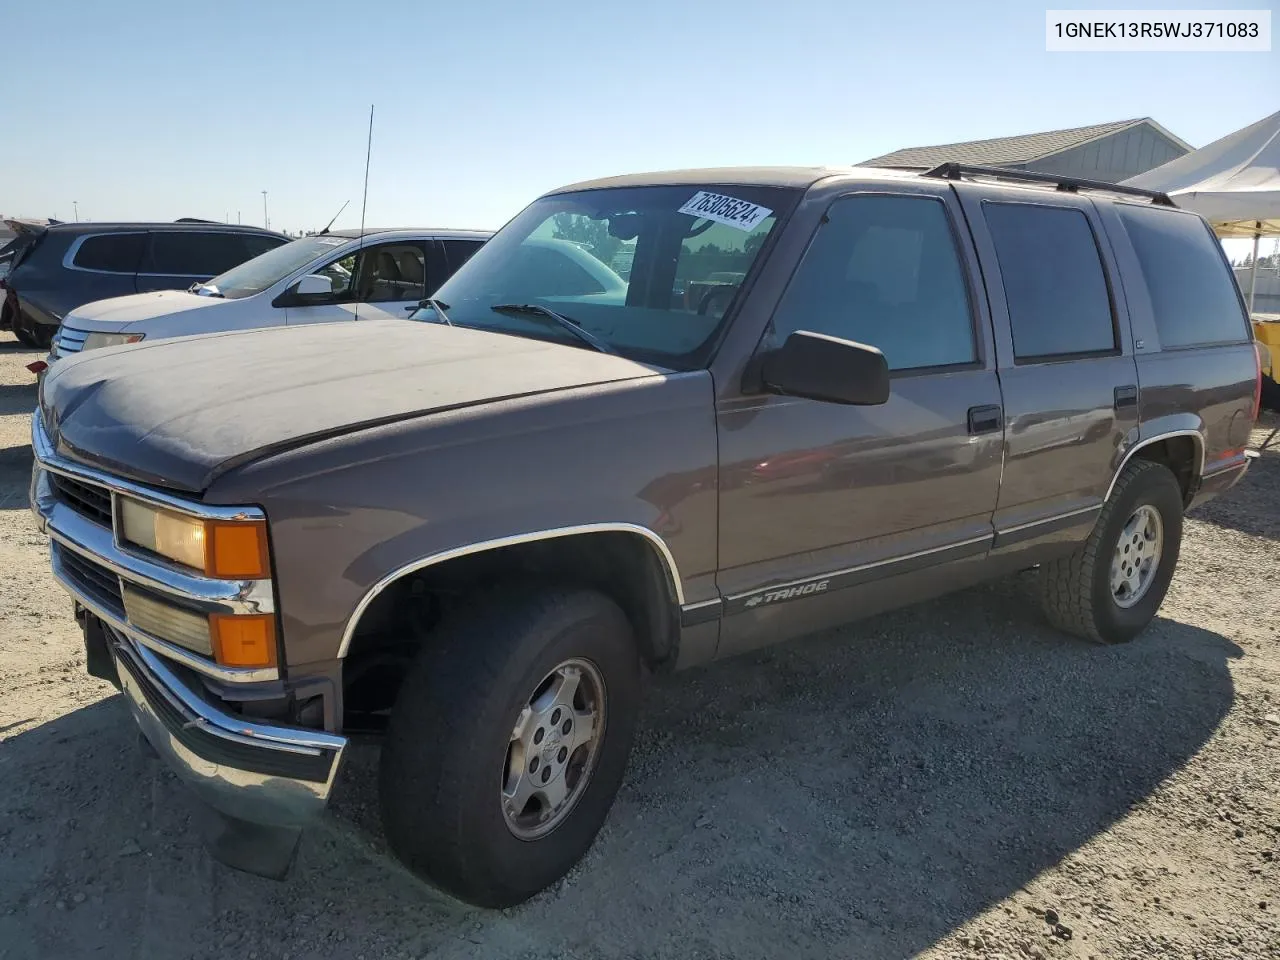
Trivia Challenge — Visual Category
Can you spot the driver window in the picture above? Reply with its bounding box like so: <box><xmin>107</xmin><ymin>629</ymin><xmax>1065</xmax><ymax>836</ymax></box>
<box><xmin>298</xmin><ymin>252</ymin><xmax>356</xmax><ymax>302</ymax></box>
<box><xmin>355</xmin><ymin>242</ymin><xmax>429</xmax><ymax>303</ymax></box>
<box><xmin>765</xmin><ymin>195</ymin><xmax>976</xmax><ymax>370</ymax></box>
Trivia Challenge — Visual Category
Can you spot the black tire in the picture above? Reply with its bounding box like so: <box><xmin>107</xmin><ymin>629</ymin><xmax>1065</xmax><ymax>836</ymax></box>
<box><xmin>10</xmin><ymin>309</ymin><xmax>37</xmax><ymax>347</ymax></box>
<box><xmin>28</xmin><ymin>323</ymin><xmax>54</xmax><ymax>350</ymax></box>
<box><xmin>1261</xmin><ymin>374</ymin><xmax>1280</xmax><ymax>413</ymax></box>
<box><xmin>378</xmin><ymin>586</ymin><xmax>641</xmax><ymax>907</ymax></box>
<box><xmin>1039</xmin><ymin>459</ymin><xmax>1184</xmax><ymax>644</ymax></box>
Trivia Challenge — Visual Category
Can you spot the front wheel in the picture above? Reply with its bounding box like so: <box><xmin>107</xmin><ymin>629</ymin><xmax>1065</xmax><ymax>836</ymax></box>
<box><xmin>378</xmin><ymin>587</ymin><xmax>641</xmax><ymax>907</ymax></box>
<box><xmin>1039</xmin><ymin>459</ymin><xmax>1184</xmax><ymax>644</ymax></box>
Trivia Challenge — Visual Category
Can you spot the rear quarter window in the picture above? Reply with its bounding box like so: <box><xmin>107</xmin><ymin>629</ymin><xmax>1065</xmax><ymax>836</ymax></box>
<box><xmin>240</xmin><ymin>234</ymin><xmax>288</xmax><ymax>259</ymax></box>
<box><xmin>1115</xmin><ymin>205</ymin><xmax>1249</xmax><ymax>348</ymax></box>
<box><xmin>143</xmin><ymin>231</ymin><xmax>262</xmax><ymax>276</ymax></box>
<box><xmin>71</xmin><ymin>233</ymin><xmax>146</xmax><ymax>273</ymax></box>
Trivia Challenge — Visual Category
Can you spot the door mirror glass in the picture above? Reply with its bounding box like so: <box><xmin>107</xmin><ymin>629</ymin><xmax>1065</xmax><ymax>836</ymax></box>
<box><xmin>295</xmin><ymin>273</ymin><xmax>333</xmax><ymax>296</ymax></box>
<box><xmin>760</xmin><ymin>330</ymin><xmax>890</xmax><ymax>406</ymax></box>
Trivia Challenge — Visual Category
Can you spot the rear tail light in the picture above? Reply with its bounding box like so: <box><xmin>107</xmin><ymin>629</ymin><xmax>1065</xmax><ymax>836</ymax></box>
<box><xmin>26</xmin><ymin>361</ymin><xmax>47</xmax><ymax>374</ymax></box>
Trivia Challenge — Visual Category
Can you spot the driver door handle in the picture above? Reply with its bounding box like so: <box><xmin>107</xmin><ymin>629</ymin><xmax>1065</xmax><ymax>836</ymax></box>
<box><xmin>967</xmin><ymin>404</ymin><xmax>1003</xmax><ymax>435</ymax></box>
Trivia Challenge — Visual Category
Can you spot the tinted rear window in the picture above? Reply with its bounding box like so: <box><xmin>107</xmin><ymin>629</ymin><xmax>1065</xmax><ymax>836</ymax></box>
<box><xmin>241</xmin><ymin>234</ymin><xmax>289</xmax><ymax>259</ymax></box>
<box><xmin>1116</xmin><ymin>205</ymin><xmax>1249</xmax><ymax>347</ymax></box>
<box><xmin>143</xmin><ymin>232</ymin><xmax>260</xmax><ymax>276</ymax></box>
<box><xmin>983</xmin><ymin>202</ymin><xmax>1116</xmax><ymax>359</ymax></box>
<box><xmin>442</xmin><ymin>239</ymin><xmax>483</xmax><ymax>270</ymax></box>
<box><xmin>72</xmin><ymin>233</ymin><xmax>146</xmax><ymax>273</ymax></box>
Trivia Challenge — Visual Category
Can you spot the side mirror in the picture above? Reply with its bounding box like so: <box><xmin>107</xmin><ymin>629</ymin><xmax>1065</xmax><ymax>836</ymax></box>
<box><xmin>295</xmin><ymin>273</ymin><xmax>333</xmax><ymax>297</ymax></box>
<box><xmin>760</xmin><ymin>330</ymin><xmax>890</xmax><ymax>406</ymax></box>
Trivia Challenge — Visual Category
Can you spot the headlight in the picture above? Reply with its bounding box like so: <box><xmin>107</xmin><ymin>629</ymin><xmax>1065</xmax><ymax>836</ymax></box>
<box><xmin>82</xmin><ymin>331</ymin><xmax>145</xmax><ymax>351</ymax></box>
<box><xmin>118</xmin><ymin>497</ymin><xmax>269</xmax><ymax>579</ymax></box>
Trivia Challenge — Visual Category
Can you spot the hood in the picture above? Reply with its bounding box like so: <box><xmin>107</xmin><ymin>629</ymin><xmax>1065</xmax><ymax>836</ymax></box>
<box><xmin>41</xmin><ymin>321</ymin><xmax>664</xmax><ymax>493</ymax></box>
<box><xmin>65</xmin><ymin>290</ymin><xmax>230</xmax><ymax>330</ymax></box>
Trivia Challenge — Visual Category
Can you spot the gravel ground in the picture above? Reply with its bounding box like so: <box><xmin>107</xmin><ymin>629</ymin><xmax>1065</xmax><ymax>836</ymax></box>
<box><xmin>1</xmin><ymin>331</ymin><xmax>1278</xmax><ymax>960</ymax></box>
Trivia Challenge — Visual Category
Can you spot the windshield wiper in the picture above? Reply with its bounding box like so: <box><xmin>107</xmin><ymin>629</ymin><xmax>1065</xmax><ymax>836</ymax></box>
<box><xmin>489</xmin><ymin>303</ymin><xmax>615</xmax><ymax>355</ymax></box>
<box><xmin>415</xmin><ymin>297</ymin><xmax>453</xmax><ymax>326</ymax></box>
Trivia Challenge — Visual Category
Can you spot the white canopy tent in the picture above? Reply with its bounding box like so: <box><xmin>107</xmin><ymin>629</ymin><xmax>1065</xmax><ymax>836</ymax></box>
<box><xmin>1124</xmin><ymin>110</ymin><xmax>1280</xmax><ymax>311</ymax></box>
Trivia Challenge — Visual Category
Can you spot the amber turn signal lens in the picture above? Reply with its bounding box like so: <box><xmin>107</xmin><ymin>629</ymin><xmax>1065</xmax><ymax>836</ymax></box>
<box><xmin>206</xmin><ymin>520</ymin><xmax>270</xmax><ymax>580</ymax></box>
<box><xmin>210</xmin><ymin>614</ymin><xmax>277</xmax><ymax>669</ymax></box>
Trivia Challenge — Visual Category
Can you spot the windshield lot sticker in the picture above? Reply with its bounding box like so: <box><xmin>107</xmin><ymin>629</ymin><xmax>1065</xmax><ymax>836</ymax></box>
<box><xmin>678</xmin><ymin>192</ymin><xmax>772</xmax><ymax>232</ymax></box>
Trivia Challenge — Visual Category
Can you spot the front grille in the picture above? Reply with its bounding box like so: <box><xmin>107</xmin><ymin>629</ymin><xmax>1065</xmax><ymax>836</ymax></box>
<box><xmin>52</xmin><ymin>326</ymin><xmax>87</xmax><ymax>358</ymax></box>
<box><xmin>50</xmin><ymin>473</ymin><xmax>112</xmax><ymax>526</ymax></box>
<box><xmin>57</xmin><ymin>545</ymin><xmax>124</xmax><ymax>619</ymax></box>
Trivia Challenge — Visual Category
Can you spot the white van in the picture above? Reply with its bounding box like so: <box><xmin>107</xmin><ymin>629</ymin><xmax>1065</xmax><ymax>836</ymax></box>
<box><xmin>50</xmin><ymin>228</ymin><xmax>491</xmax><ymax>360</ymax></box>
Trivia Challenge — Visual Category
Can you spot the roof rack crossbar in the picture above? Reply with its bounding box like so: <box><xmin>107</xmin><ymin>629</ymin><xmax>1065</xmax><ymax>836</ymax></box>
<box><xmin>921</xmin><ymin>162</ymin><xmax>1175</xmax><ymax>207</ymax></box>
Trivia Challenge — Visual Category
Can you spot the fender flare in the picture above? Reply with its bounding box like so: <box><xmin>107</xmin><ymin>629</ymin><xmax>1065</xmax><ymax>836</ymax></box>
<box><xmin>1105</xmin><ymin>429</ymin><xmax>1205</xmax><ymax>502</ymax></box>
<box><xmin>335</xmin><ymin>522</ymin><xmax>685</xmax><ymax>658</ymax></box>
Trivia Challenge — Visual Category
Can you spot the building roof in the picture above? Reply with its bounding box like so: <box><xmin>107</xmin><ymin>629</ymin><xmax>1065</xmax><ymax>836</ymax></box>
<box><xmin>861</xmin><ymin>118</ymin><xmax>1193</xmax><ymax>169</ymax></box>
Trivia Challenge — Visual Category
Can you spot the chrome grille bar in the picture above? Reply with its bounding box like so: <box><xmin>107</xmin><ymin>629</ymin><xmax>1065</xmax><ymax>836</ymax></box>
<box><xmin>52</xmin><ymin>326</ymin><xmax>88</xmax><ymax>359</ymax></box>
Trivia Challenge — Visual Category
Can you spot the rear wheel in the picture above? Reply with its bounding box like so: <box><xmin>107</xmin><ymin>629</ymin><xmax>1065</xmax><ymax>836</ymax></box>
<box><xmin>378</xmin><ymin>586</ymin><xmax>641</xmax><ymax>907</ymax></box>
<box><xmin>1039</xmin><ymin>459</ymin><xmax>1184</xmax><ymax>644</ymax></box>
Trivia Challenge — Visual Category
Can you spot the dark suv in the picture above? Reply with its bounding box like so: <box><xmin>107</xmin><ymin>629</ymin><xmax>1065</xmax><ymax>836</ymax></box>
<box><xmin>2</xmin><ymin>219</ymin><xmax>288</xmax><ymax>347</ymax></box>
<box><xmin>31</xmin><ymin>164</ymin><xmax>1260</xmax><ymax>908</ymax></box>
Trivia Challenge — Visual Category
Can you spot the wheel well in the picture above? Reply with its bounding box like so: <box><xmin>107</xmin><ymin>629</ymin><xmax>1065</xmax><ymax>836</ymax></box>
<box><xmin>1129</xmin><ymin>435</ymin><xmax>1199</xmax><ymax>505</ymax></box>
<box><xmin>340</xmin><ymin>532</ymin><xmax>679</xmax><ymax>733</ymax></box>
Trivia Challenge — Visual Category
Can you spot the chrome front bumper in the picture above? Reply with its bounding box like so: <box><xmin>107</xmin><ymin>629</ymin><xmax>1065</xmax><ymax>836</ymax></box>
<box><xmin>29</xmin><ymin>412</ymin><xmax>347</xmax><ymax>832</ymax></box>
<box><xmin>110</xmin><ymin>629</ymin><xmax>344</xmax><ymax>828</ymax></box>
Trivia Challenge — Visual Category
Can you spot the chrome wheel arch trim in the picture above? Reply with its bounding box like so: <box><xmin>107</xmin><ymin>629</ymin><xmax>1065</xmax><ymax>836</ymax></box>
<box><xmin>1105</xmin><ymin>429</ymin><xmax>1205</xmax><ymax>502</ymax></box>
<box><xmin>336</xmin><ymin>522</ymin><xmax>686</xmax><ymax>659</ymax></box>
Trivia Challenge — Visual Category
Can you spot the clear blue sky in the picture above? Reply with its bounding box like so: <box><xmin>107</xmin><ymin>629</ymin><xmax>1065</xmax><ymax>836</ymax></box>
<box><xmin>2</xmin><ymin>0</ymin><xmax>1276</xmax><ymax>235</ymax></box>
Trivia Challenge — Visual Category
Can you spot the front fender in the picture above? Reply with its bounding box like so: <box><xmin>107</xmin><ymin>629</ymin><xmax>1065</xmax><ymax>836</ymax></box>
<box><xmin>208</xmin><ymin>374</ymin><xmax>718</xmax><ymax>667</ymax></box>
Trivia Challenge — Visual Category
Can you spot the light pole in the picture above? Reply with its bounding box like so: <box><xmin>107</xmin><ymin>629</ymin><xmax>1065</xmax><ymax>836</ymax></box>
<box><xmin>261</xmin><ymin>191</ymin><xmax>269</xmax><ymax>230</ymax></box>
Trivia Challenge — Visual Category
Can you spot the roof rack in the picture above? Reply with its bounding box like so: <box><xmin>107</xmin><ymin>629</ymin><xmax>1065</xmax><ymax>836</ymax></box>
<box><xmin>921</xmin><ymin>162</ymin><xmax>1175</xmax><ymax>207</ymax></box>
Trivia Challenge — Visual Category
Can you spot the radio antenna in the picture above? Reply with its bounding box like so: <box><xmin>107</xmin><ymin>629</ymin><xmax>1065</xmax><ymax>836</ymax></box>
<box><xmin>359</xmin><ymin>105</ymin><xmax>374</xmax><ymax>239</ymax></box>
<box><xmin>319</xmin><ymin>200</ymin><xmax>349</xmax><ymax>235</ymax></box>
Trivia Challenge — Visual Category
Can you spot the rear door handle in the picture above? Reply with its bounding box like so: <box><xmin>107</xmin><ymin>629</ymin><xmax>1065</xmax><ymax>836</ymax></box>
<box><xmin>1114</xmin><ymin>385</ymin><xmax>1139</xmax><ymax>410</ymax></box>
<box><xmin>967</xmin><ymin>404</ymin><xmax>1003</xmax><ymax>435</ymax></box>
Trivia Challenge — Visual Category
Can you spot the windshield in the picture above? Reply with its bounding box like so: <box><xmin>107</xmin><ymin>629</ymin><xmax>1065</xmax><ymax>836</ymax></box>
<box><xmin>414</xmin><ymin>184</ymin><xmax>795</xmax><ymax>369</ymax></box>
<box><xmin>204</xmin><ymin>234</ymin><xmax>353</xmax><ymax>299</ymax></box>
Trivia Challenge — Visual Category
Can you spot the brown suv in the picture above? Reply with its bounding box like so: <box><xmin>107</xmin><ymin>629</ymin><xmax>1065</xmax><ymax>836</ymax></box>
<box><xmin>30</xmin><ymin>164</ymin><xmax>1261</xmax><ymax>908</ymax></box>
